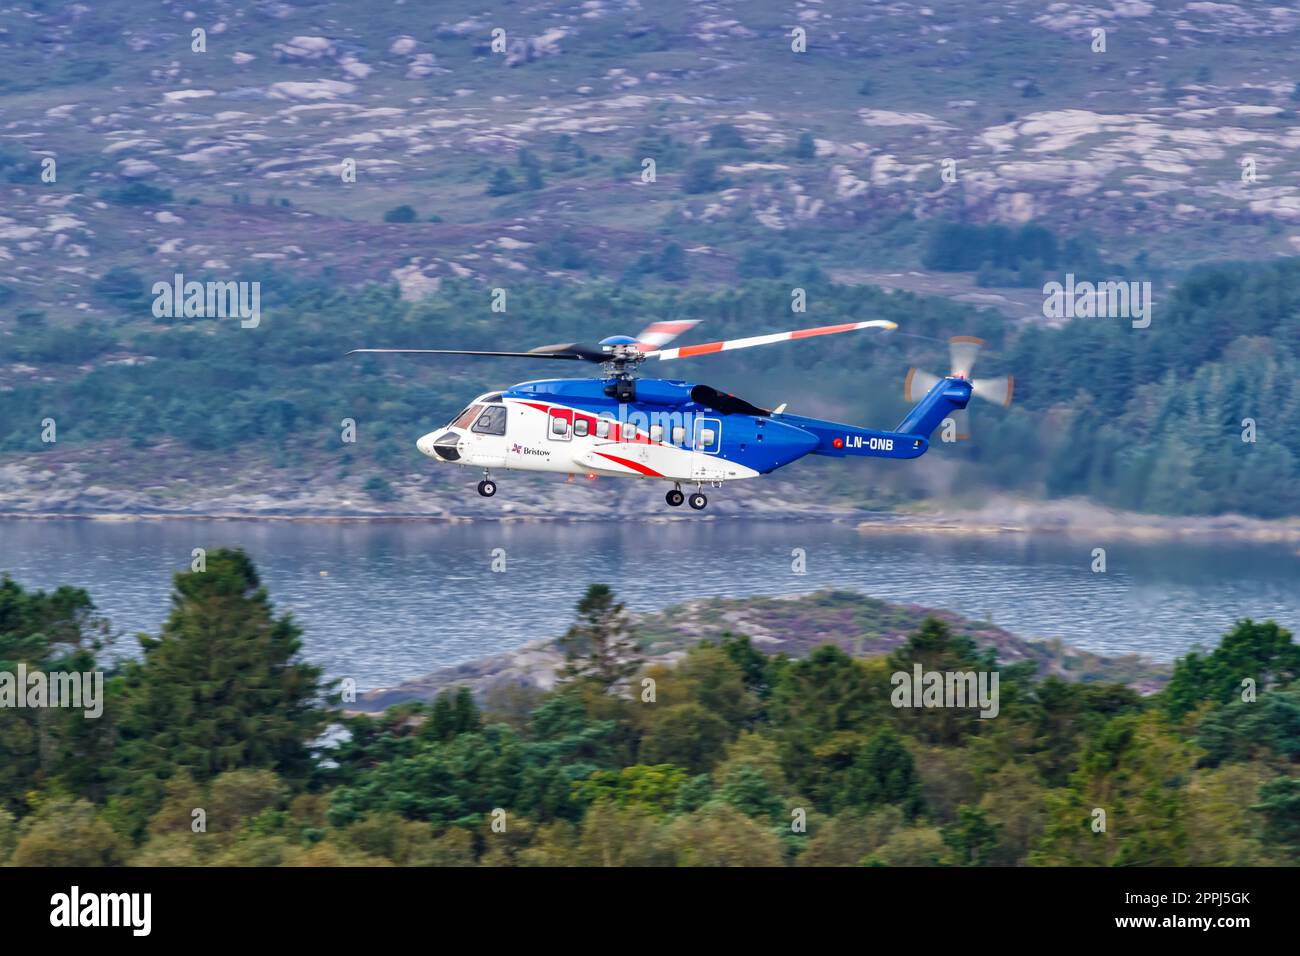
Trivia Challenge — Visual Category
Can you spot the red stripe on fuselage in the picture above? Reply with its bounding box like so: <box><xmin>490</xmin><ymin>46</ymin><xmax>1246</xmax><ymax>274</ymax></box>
<box><xmin>593</xmin><ymin>452</ymin><xmax>664</xmax><ymax>477</ymax></box>
<box><xmin>516</xmin><ymin>399</ymin><xmax>649</xmax><ymax>443</ymax></box>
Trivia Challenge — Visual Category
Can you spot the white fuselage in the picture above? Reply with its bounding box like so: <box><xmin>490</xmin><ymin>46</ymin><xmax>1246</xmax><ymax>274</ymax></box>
<box><xmin>418</xmin><ymin>394</ymin><xmax>760</xmax><ymax>483</ymax></box>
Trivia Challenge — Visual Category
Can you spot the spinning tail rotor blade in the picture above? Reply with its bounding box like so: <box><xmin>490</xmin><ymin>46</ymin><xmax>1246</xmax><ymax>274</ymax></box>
<box><xmin>971</xmin><ymin>374</ymin><xmax>1015</xmax><ymax>408</ymax></box>
<box><xmin>904</xmin><ymin>367</ymin><xmax>942</xmax><ymax>403</ymax></box>
<box><xmin>646</xmin><ymin>319</ymin><xmax>896</xmax><ymax>362</ymax></box>
<box><xmin>948</xmin><ymin>335</ymin><xmax>985</xmax><ymax>379</ymax></box>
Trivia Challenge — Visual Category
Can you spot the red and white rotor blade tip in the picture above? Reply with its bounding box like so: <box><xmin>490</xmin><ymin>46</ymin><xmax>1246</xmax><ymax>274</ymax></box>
<box><xmin>635</xmin><ymin>319</ymin><xmax>701</xmax><ymax>351</ymax></box>
<box><xmin>647</xmin><ymin>319</ymin><xmax>897</xmax><ymax>362</ymax></box>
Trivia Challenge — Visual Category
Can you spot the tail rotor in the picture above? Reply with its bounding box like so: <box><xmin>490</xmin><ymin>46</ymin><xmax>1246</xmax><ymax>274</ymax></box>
<box><xmin>904</xmin><ymin>336</ymin><xmax>1013</xmax><ymax>442</ymax></box>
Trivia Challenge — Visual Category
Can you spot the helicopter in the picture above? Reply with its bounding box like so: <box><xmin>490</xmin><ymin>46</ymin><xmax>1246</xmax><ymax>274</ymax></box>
<box><xmin>348</xmin><ymin>320</ymin><xmax>1012</xmax><ymax>510</ymax></box>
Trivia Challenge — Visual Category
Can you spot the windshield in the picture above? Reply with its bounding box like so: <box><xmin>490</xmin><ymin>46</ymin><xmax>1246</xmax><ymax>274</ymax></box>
<box><xmin>448</xmin><ymin>405</ymin><xmax>480</xmax><ymax>429</ymax></box>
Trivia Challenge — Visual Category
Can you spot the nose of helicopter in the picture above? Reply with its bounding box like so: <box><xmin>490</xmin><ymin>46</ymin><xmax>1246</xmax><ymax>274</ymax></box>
<box><xmin>418</xmin><ymin>430</ymin><xmax>462</xmax><ymax>461</ymax></box>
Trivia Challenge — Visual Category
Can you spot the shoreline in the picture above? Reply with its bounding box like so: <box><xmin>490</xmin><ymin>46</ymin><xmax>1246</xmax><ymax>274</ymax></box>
<box><xmin>2</xmin><ymin>498</ymin><xmax>1300</xmax><ymax>542</ymax></box>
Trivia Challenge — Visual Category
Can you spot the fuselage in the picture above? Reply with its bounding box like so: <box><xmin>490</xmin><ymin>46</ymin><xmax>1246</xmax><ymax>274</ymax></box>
<box><xmin>417</xmin><ymin>376</ymin><xmax>963</xmax><ymax>484</ymax></box>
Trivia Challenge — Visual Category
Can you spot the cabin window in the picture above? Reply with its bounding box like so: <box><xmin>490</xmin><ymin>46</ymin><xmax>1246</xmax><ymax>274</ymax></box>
<box><xmin>596</xmin><ymin>419</ymin><xmax>611</xmax><ymax>439</ymax></box>
<box><xmin>574</xmin><ymin>418</ymin><xmax>589</xmax><ymax>437</ymax></box>
<box><xmin>700</xmin><ymin>428</ymin><xmax>716</xmax><ymax>446</ymax></box>
<box><xmin>672</xmin><ymin>426</ymin><xmax>686</xmax><ymax>445</ymax></box>
<box><xmin>550</xmin><ymin>415</ymin><xmax>570</xmax><ymax>437</ymax></box>
<box><xmin>471</xmin><ymin>405</ymin><xmax>507</xmax><ymax>436</ymax></box>
<box><xmin>650</xmin><ymin>425</ymin><xmax>663</xmax><ymax>443</ymax></box>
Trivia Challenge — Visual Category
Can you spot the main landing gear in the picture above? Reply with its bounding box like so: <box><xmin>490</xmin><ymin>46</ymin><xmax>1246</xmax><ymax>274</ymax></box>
<box><xmin>477</xmin><ymin>470</ymin><xmax>497</xmax><ymax>497</ymax></box>
<box><xmin>666</xmin><ymin>483</ymin><xmax>708</xmax><ymax>510</ymax></box>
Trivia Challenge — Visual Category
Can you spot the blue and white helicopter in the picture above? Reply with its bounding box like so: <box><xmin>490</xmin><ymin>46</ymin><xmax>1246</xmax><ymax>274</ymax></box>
<box><xmin>349</xmin><ymin>320</ymin><xmax>1012</xmax><ymax>510</ymax></box>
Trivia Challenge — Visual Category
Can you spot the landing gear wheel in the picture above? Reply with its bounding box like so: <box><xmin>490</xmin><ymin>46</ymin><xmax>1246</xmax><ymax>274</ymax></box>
<box><xmin>477</xmin><ymin>479</ymin><xmax>497</xmax><ymax>498</ymax></box>
<box><xmin>688</xmin><ymin>492</ymin><xmax>708</xmax><ymax>510</ymax></box>
<box><xmin>666</xmin><ymin>489</ymin><xmax>685</xmax><ymax>507</ymax></box>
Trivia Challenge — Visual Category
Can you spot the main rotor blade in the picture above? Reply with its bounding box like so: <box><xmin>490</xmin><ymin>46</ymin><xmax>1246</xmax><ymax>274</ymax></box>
<box><xmin>904</xmin><ymin>367</ymin><xmax>942</xmax><ymax>403</ymax></box>
<box><xmin>347</xmin><ymin>348</ymin><xmax>592</xmax><ymax>361</ymax></box>
<box><xmin>646</xmin><ymin>319</ymin><xmax>897</xmax><ymax>362</ymax></box>
<box><xmin>971</xmin><ymin>374</ymin><xmax>1014</xmax><ymax>408</ymax></box>
<box><xmin>948</xmin><ymin>335</ymin><xmax>984</xmax><ymax>379</ymax></box>
<box><xmin>635</xmin><ymin>319</ymin><xmax>701</xmax><ymax>351</ymax></box>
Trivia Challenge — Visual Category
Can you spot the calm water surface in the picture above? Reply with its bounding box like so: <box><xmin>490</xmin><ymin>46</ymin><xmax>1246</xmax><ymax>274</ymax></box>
<box><xmin>2</xmin><ymin>519</ymin><xmax>1297</xmax><ymax>690</ymax></box>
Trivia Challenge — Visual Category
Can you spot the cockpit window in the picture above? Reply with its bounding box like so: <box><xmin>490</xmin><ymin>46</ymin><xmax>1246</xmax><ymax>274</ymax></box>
<box><xmin>450</xmin><ymin>405</ymin><xmax>480</xmax><ymax>429</ymax></box>
<box><xmin>471</xmin><ymin>405</ymin><xmax>508</xmax><ymax>436</ymax></box>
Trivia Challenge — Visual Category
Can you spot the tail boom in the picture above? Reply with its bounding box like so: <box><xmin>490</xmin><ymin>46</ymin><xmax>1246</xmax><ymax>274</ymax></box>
<box><xmin>772</xmin><ymin>376</ymin><xmax>972</xmax><ymax>461</ymax></box>
<box><xmin>772</xmin><ymin>412</ymin><xmax>929</xmax><ymax>460</ymax></box>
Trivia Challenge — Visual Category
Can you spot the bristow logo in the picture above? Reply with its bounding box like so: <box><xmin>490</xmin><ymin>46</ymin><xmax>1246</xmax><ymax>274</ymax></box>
<box><xmin>50</xmin><ymin>886</ymin><xmax>151</xmax><ymax>936</ymax></box>
<box><xmin>1042</xmin><ymin>273</ymin><xmax>1152</xmax><ymax>329</ymax></box>
<box><xmin>890</xmin><ymin>663</ymin><xmax>1000</xmax><ymax>719</ymax></box>
<box><xmin>151</xmin><ymin>272</ymin><xmax>261</xmax><ymax>328</ymax></box>
<box><xmin>0</xmin><ymin>664</ymin><xmax>103</xmax><ymax>718</ymax></box>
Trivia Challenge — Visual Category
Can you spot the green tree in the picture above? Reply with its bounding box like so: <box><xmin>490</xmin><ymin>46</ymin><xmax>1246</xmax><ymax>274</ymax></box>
<box><xmin>669</xmin><ymin>804</ymin><xmax>784</xmax><ymax>866</ymax></box>
<box><xmin>639</xmin><ymin>703</ymin><xmax>730</xmax><ymax>774</ymax></box>
<box><xmin>682</xmin><ymin>158</ymin><xmax>723</xmax><ymax>194</ymax></box>
<box><xmin>1251</xmin><ymin>776</ymin><xmax>1300</xmax><ymax>859</ymax></box>
<box><xmin>1165</xmin><ymin>619</ymin><xmax>1300</xmax><ymax>718</ymax></box>
<box><xmin>557</xmin><ymin>585</ymin><xmax>643</xmax><ymax>689</ymax></box>
<box><xmin>942</xmin><ymin>805</ymin><xmax>999</xmax><ymax>865</ymax></box>
<box><xmin>11</xmin><ymin>798</ymin><xmax>126</xmax><ymax>866</ymax></box>
<box><xmin>486</xmin><ymin>167</ymin><xmax>519</xmax><ymax>196</ymax></box>
<box><xmin>0</xmin><ymin>577</ymin><xmax>113</xmax><ymax>813</ymax></box>
<box><xmin>112</xmin><ymin>549</ymin><xmax>328</xmax><ymax>829</ymax></box>
<box><xmin>383</xmin><ymin>204</ymin><xmax>418</xmax><ymax>223</ymax></box>
<box><xmin>846</xmin><ymin>729</ymin><xmax>924</xmax><ymax>819</ymax></box>
<box><xmin>656</xmin><ymin>243</ymin><xmax>688</xmax><ymax>281</ymax></box>
<box><xmin>574</xmin><ymin>764</ymin><xmax>688</xmax><ymax>815</ymax></box>
<box><xmin>707</xmin><ymin>123</ymin><xmax>748</xmax><ymax>150</ymax></box>
<box><xmin>423</xmin><ymin>687</ymin><xmax>482</xmax><ymax>741</ymax></box>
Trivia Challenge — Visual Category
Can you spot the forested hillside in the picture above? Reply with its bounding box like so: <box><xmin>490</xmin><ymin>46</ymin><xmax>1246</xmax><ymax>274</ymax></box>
<box><xmin>1</xmin><ymin>549</ymin><xmax>1296</xmax><ymax>866</ymax></box>
<box><xmin>4</xmin><ymin>258</ymin><xmax>1298</xmax><ymax>517</ymax></box>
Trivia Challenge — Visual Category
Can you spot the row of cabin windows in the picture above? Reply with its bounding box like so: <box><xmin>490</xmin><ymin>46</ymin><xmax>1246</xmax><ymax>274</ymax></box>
<box><xmin>549</xmin><ymin>414</ymin><xmax>714</xmax><ymax>447</ymax></box>
<box><xmin>455</xmin><ymin>403</ymin><xmax>719</xmax><ymax>448</ymax></box>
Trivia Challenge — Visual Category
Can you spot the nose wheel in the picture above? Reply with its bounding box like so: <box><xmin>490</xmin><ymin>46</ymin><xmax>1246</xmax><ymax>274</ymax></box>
<box><xmin>477</xmin><ymin>479</ymin><xmax>497</xmax><ymax>497</ymax></box>
<box><xmin>688</xmin><ymin>492</ymin><xmax>708</xmax><ymax>510</ymax></box>
<box><xmin>666</xmin><ymin>488</ymin><xmax>685</xmax><ymax>507</ymax></box>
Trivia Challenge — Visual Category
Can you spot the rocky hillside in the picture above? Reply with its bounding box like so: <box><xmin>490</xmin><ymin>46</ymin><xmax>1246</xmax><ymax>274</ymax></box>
<box><xmin>3</xmin><ymin>0</ymin><xmax>1300</xmax><ymax>327</ymax></box>
<box><xmin>357</xmin><ymin>589</ymin><xmax>1166</xmax><ymax>711</ymax></box>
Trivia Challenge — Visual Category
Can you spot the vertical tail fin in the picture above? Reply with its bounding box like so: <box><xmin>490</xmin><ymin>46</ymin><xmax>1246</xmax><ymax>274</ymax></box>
<box><xmin>896</xmin><ymin>376</ymin><xmax>973</xmax><ymax>438</ymax></box>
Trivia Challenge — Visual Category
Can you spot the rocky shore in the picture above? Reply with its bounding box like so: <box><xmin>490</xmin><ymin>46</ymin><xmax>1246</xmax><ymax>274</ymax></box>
<box><xmin>354</xmin><ymin>590</ymin><xmax>1168</xmax><ymax>713</ymax></box>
